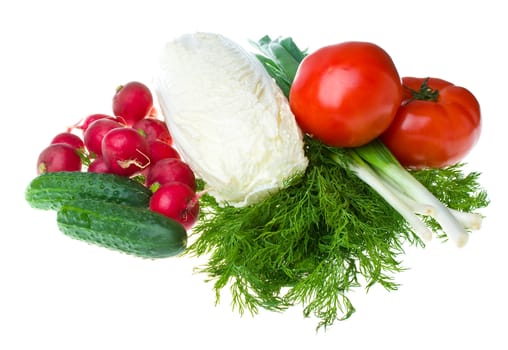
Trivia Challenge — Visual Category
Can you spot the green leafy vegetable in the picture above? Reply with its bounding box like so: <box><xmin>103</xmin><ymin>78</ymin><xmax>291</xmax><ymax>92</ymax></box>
<box><xmin>186</xmin><ymin>35</ymin><xmax>489</xmax><ymax>330</ymax></box>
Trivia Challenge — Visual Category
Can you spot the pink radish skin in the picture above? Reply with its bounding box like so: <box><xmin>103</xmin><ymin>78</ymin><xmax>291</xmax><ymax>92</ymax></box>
<box><xmin>87</xmin><ymin>157</ymin><xmax>110</xmax><ymax>173</ymax></box>
<box><xmin>149</xmin><ymin>182</ymin><xmax>200</xmax><ymax>229</ymax></box>
<box><xmin>101</xmin><ymin>127</ymin><xmax>150</xmax><ymax>177</ymax></box>
<box><xmin>148</xmin><ymin>140</ymin><xmax>180</xmax><ymax>163</ymax></box>
<box><xmin>83</xmin><ymin>119</ymin><xmax>124</xmax><ymax>157</ymax></box>
<box><xmin>51</xmin><ymin>132</ymin><xmax>85</xmax><ymax>150</ymax></box>
<box><xmin>76</xmin><ymin>114</ymin><xmax>114</xmax><ymax>131</ymax></box>
<box><xmin>69</xmin><ymin>114</ymin><xmax>125</xmax><ymax>132</ymax></box>
<box><xmin>133</xmin><ymin>118</ymin><xmax>172</xmax><ymax>144</ymax></box>
<box><xmin>146</xmin><ymin>158</ymin><xmax>196</xmax><ymax>191</ymax></box>
<box><xmin>113</xmin><ymin>81</ymin><xmax>153</xmax><ymax>126</ymax></box>
<box><xmin>37</xmin><ymin>143</ymin><xmax>82</xmax><ymax>174</ymax></box>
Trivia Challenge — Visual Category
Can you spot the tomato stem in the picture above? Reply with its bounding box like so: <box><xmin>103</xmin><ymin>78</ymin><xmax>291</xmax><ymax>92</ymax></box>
<box><xmin>404</xmin><ymin>77</ymin><xmax>439</xmax><ymax>103</ymax></box>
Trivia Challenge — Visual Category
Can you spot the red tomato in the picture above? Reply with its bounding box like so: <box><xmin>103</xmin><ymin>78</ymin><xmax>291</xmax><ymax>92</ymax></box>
<box><xmin>381</xmin><ymin>77</ymin><xmax>481</xmax><ymax>169</ymax></box>
<box><xmin>289</xmin><ymin>41</ymin><xmax>403</xmax><ymax>148</ymax></box>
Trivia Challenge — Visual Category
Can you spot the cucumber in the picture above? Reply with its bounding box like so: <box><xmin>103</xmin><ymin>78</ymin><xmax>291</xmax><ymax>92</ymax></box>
<box><xmin>25</xmin><ymin>172</ymin><xmax>152</xmax><ymax>210</ymax></box>
<box><xmin>56</xmin><ymin>200</ymin><xmax>187</xmax><ymax>259</ymax></box>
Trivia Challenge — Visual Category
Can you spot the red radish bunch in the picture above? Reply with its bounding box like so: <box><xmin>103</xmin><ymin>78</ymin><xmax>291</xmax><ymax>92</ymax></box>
<box><xmin>35</xmin><ymin>81</ymin><xmax>200</xmax><ymax>229</ymax></box>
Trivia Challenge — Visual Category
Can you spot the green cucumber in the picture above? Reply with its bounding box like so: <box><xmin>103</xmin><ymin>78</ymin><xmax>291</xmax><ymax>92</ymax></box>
<box><xmin>25</xmin><ymin>172</ymin><xmax>152</xmax><ymax>210</ymax></box>
<box><xmin>56</xmin><ymin>200</ymin><xmax>187</xmax><ymax>259</ymax></box>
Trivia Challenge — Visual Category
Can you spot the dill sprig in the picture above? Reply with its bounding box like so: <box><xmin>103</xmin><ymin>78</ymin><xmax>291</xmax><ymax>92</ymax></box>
<box><xmin>412</xmin><ymin>165</ymin><xmax>489</xmax><ymax>213</ymax></box>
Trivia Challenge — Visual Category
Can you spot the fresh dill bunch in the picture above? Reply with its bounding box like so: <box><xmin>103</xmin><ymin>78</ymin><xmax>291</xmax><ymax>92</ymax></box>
<box><xmin>187</xmin><ymin>136</ymin><xmax>489</xmax><ymax>329</ymax></box>
<box><xmin>187</xmin><ymin>137</ymin><xmax>426</xmax><ymax>329</ymax></box>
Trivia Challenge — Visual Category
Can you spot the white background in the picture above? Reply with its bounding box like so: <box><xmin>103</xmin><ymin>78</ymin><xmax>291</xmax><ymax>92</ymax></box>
<box><xmin>1</xmin><ymin>0</ymin><xmax>506</xmax><ymax>349</ymax></box>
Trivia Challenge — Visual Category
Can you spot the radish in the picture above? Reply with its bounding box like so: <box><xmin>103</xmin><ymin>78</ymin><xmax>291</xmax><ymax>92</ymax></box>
<box><xmin>149</xmin><ymin>182</ymin><xmax>200</xmax><ymax>229</ymax></box>
<box><xmin>51</xmin><ymin>132</ymin><xmax>85</xmax><ymax>150</ymax></box>
<box><xmin>146</xmin><ymin>158</ymin><xmax>196</xmax><ymax>191</ymax></box>
<box><xmin>37</xmin><ymin>143</ymin><xmax>82</xmax><ymax>174</ymax></box>
<box><xmin>113</xmin><ymin>81</ymin><xmax>153</xmax><ymax>126</ymax></box>
<box><xmin>83</xmin><ymin>118</ymin><xmax>124</xmax><ymax>157</ymax></box>
<box><xmin>87</xmin><ymin>157</ymin><xmax>110</xmax><ymax>173</ymax></box>
<box><xmin>69</xmin><ymin>113</ymin><xmax>124</xmax><ymax>132</ymax></box>
<box><xmin>133</xmin><ymin>117</ymin><xmax>172</xmax><ymax>144</ymax></box>
<box><xmin>101</xmin><ymin>127</ymin><xmax>150</xmax><ymax>177</ymax></box>
<box><xmin>148</xmin><ymin>140</ymin><xmax>180</xmax><ymax>163</ymax></box>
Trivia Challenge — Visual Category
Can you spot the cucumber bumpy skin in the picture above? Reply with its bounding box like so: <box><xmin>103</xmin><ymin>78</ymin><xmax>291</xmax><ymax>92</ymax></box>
<box><xmin>25</xmin><ymin>172</ymin><xmax>152</xmax><ymax>210</ymax></box>
<box><xmin>57</xmin><ymin>200</ymin><xmax>188</xmax><ymax>259</ymax></box>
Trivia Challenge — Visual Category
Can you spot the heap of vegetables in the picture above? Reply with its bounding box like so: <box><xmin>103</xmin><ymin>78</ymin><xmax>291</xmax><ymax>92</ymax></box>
<box><xmin>26</xmin><ymin>81</ymin><xmax>199</xmax><ymax>258</ymax></box>
<box><xmin>155</xmin><ymin>33</ymin><xmax>488</xmax><ymax>329</ymax></box>
<box><xmin>24</xmin><ymin>32</ymin><xmax>489</xmax><ymax>330</ymax></box>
